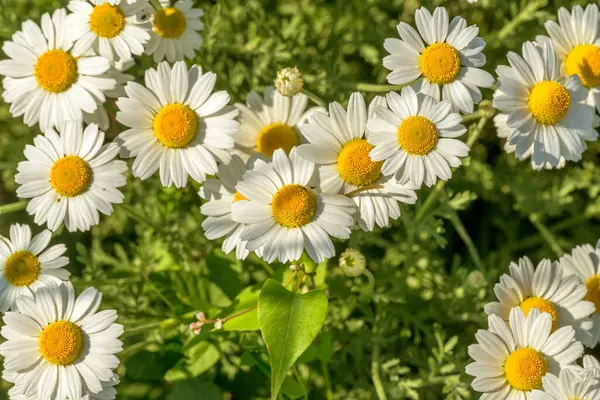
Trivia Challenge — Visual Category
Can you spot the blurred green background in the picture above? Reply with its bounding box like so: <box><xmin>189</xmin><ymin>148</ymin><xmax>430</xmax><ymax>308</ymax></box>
<box><xmin>1</xmin><ymin>0</ymin><xmax>600</xmax><ymax>398</ymax></box>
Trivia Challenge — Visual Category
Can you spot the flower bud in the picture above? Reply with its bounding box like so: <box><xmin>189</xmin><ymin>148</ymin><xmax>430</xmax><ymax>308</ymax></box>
<box><xmin>214</xmin><ymin>319</ymin><xmax>224</xmax><ymax>330</ymax></box>
<box><xmin>275</xmin><ymin>66</ymin><xmax>304</xmax><ymax>97</ymax></box>
<box><xmin>339</xmin><ymin>248</ymin><xmax>366</xmax><ymax>277</ymax></box>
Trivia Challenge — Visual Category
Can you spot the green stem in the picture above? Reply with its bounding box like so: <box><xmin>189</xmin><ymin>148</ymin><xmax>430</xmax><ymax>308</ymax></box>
<box><xmin>337</xmin><ymin>82</ymin><xmax>406</xmax><ymax>92</ymax></box>
<box><xmin>372</xmin><ymin>341</ymin><xmax>387</xmax><ymax>400</ymax></box>
<box><xmin>529</xmin><ymin>213</ymin><xmax>564</xmax><ymax>258</ymax></box>
<box><xmin>293</xmin><ymin>365</ymin><xmax>309</xmax><ymax>400</ymax></box>
<box><xmin>0</xmin><ymin>200</ymin><xmax>28</xmax><ymax>215</ymax></box>
<box><xmin>495</xmin><ymin>0</ymin><xmax>548</xmax><ymax>43</ymax></box>
<box><xmin>321</xmin><ymin>359</ymin><xmax>333</xmax><ymax>400</ymax></box>
<box><xmin>301</xmin><ymin>89</ymin><xmax>327</xmax><ymax>107</ymax></box>
<box><xmin>448</xmin><ymin>210</ymin><xmax>485</xmax><ymax>271</ymax></box>
<box><xmin>120</xmin><ymin>204</ymin><xmax>165</xmax><ymax>233</ymax></box>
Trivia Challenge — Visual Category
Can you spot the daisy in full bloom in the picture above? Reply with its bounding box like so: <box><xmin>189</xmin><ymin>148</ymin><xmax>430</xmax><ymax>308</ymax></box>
<box><xmin>15</xmin><ymin>121</ymin><xmax>128</xmax><ymax>232</ymax></box>
<box><xmin>484</xmin><ymin>256</ymin><xmax>596</xmax><ymax>346</ymax></box>
<box><xmin>199</xmin><ymin>155</ymin><xmax>255</xmax><ymax>260</ymax></box>
<box><xmin>560</xmin><ymin>242</ymin><xmax>600</xmax><ymax>347</ymax></box>
<box><xmin>234</xmin><ymin>86</ymin><xmax>316</xmax><ymax>160</ymax></box>
<box><xmin>494</xmin><ymin>41</ymin><xmax>597</xmax><ymax>170</ymax></box>
<box><xmin>231</xmin><ymin>148</ymin><xmax>357</xmax><ymax>263</ymax></box>
<box><xmin>0</xmin><ymin>9</ymin><xmax>116</xmax><ymax>132</ymax></box>
<box><xmin>297</xmin><ymin>92</ymin><xmax>418</xmax><ymax>231</ymax></box>
<box><xmin>366</xmin><ymin>86</ymin><xmax>469</xmax><ymax>187</ymax></box>
<box><xmin>116</xmin><ymin>61</ymin><xmax>239</xmax><ymax>187</ymax></box>
<box><xmin>382</xmin><ymin>6</ymin><xmax>494</xmax><ymax>113</ymax></box>
<box><xmin>529</xmin><ymin>368</ymin><xmax>600</xmax><ymax>399</ymax></box>
<box><xmin>146</xmin><ymin>0</ymin><xmax>204</xmax><ymax>63</ymax></box>
<box><xmin>466</xmin><ymin>307</ymin><xmax>584</xmax><ymax>397</ymax></box>
<box><xmin>0</xmin><ymin>224</ymin><xmax>69</xmax><ymax>312</ymax></box>
<box><xmin>67</xmin><ymin>0</ymin><xmax>151</xmax><ymax>63</ymax></box>
<box><xmin>536</xmin><ymin>5</ymin><xmax>600</xmax><ymax>113</ymax></box>
<box><xmin>0</xmin><ymin>282</ymin><xmax>123</xmax><ymax>400</ymax></box>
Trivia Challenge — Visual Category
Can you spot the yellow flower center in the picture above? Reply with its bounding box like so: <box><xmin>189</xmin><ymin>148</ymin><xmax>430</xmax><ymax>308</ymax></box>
<box><xmin>271</xmin><ymin>184</ymin><xmax>317</xmax><ymax>228</ymax></box>
<box><xmin>34</xmin><ymin>50</ymin><xmax>78</xmax><ymax>93</ymax></box>
<box><xmin>565</xmin><ymin>44</ymin><xmax>600</xmax><ymax>88</ymax></box>
<box><xmin>39</xmin><ymin>321</ymin><xmax>84</xmax><ymax>366</ymax></box>
<box><xmin>520</xmin><ymin>297</ymin><xmax>558</xmax><ymax>331</ymax></box>
<box><xmin>419</xmin><ymin>43</ymin><xmax>461</xmax><ymax>85</ymax></box>
<box><xmin>585</xmin><ymin>274</ymin><xmax>600</xmax><ymax>315</ymax></box>
<box><xmin>504</xmin><ymin>347</ymin><xmax>547</xmax><ymax>391</ymax></box>
<box><xmin>528</xmin><ymin>81</ymin><xmax>571</xmax><ymax>125</ymax></box>
<box><xmin>232</xmin><ymin>192</ymin><xmax>247</xmax><ymax>202</ymax></box>
<box><xmin>4</xmin><ymin>251</ymin><xmax>41</xmax><ymax>287</ymax></box>
<box><xmin>256</xmin><ymin>123</ymin><xmax>298</xmax><ymax>158</ymax></box>
<box><xmin>89</xmin><ymin>3</ymin><xmax>126</xmax><ymax>38</ymax></box>
<box><xmin>397</xmin><ymin>116</ymin><xmax>438</xmax><ymax>155</ymax></box>
<box><xmin>153</xmin><ymin>104</ymin><xmax>198</xmax><ymax>148</ymax></box>
<box><xmin>50</xmin><ymin>156</ymin><xmax>92</xmax><ymax>197</ymax></box>
<box><xmin>337</xmin><ymin>139</ymin><xmax>382</xmax><ymax>187</ymax></box>
<box><xmin>153</xmin><ymin>7</ymin><xmax>187</xmax><ymax>38</ymax></box>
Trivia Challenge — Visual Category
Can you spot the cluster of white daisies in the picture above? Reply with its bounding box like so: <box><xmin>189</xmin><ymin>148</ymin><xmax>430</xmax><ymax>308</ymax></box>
<box><xmin>0</xmin><ymin>0</ymin><xmax>600</xmax><ymax>398</ymax></box>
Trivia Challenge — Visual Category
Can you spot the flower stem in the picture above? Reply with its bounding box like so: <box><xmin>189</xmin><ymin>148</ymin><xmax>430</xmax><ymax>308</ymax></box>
<box><xmin>337</xmin><ymin>82</ymin><xmax>406</xmax><ymax>92</ymax></box>
<box><xmin>301</xmin><ymin>89</ymin><xmax>327</xmax><ymax>107</ymax></box>
<box><xmin>345</xmin><ymin>184</ymin><xmax>385</xmax><ymax>197</ymax></box>
<box><xmin>529</xmin><ymin>213</ymin><xmax>564</xmax><ymax>258</ymax></box>
<box><xmin>447</xmin><ymin>210</ymin><xmax>485</xmax><ymax>271</ymax></box>
<box><xmin>495</xmin><ymin>0</ymin><xmax>548</xmax><ymax>43</ymax></box>
<box><xmin>120</xmin><ymin>204</ymin><xmax>165</xmax><ymax>233</ymax></box>
<box><xmin>0</xmin><ymin>200</ymin><xmax>28</xmax><ymax>215</ymax></box>
<box><xmin>321</xmin><ymin>359</ymin><xmax>333</xmax><ymax>400</ymax></box>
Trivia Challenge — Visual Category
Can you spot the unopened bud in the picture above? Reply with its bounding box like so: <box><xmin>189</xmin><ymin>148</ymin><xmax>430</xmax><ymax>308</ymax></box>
<box><xmin>189</xmin><ymin>321</ymin><xmax>203</xmax><ymax>335</ymax></box>
<box><xmin>214</xmin><ymin>319</ymin><xmax>224</xmax><ymax>330</ymax></box>
<box><xmin>275</xmin><ymin>66</ymin><xmax>304</xmax><ymax>97</ymax></box>
<box><xmin>289</xmin><ymin>263</ymin><xmax>303</xmax><ymax>271</ymax></box>
<box><xmin>339</xmin><ymin>248</ymin><xmax>366</xmax><ymax>277</ymax></box>
<box><xmin>196</xmin><ymin>312</ymin><xmax>206</xmax><ymax>322</ymax></box>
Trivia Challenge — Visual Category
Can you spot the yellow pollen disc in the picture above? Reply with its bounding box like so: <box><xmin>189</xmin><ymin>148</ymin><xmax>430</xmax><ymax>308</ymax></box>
<box><xmin>397</xmin><ymin>116</ymin><xmax>438</xmax><ymax>155</ymax></box>
<box><xmin>50</xmin><ymin>156</ymin><xmax>92</xmax><ymax>197</ymax></box>
<box><xmin>585</xmin><ymin>275</ymin><xmax>600</xmax><ymax>315</ymax></box>
<box><xmin>565</xmin><ymin>44</ymin><xmax>600</xmax><ymax>88</ymax></box>
<box><xmin>256</xmin><ymin>123</ymin><xmax>298</xmax><ymax>158</ymax></box>
<box><xmin>271</xmin><ymin>184</ymin><xmax>317</xmax><ymax>228</ymax></box>
<box><xmin>337</xmin><ymin>139</ymin><xmax>382</xmax><ymax>187</ymax></box>
<box><xmin>419</xmin><ymin>43</ymin><xmax>461</xmax><ymax>85</ymax></box>
<box><xmin>528</xmin><ymin>81</ymin><xmax>571</xmax><ymax>125</ymax></box>
<box><xmin>520</xmin><ymin>297</ymin><xmax>558</xmax><ymax>331</ymax></box>
<box><xmin>34</xmin><ymin>50</ymin><xmax>78</xmax><ymax>93</ymax></box>
<box><xmin>39</xmin><ymin>321</ymin><xmax>84</xmax><ymax>366</ymax></box>
<box><xmin>153</xmin><ymin>7</ymin><xmax>187</xmax><ymax>38</ymax></box>
<box><xmin>503</xmin><ymin>347</ymin><xmax>547</xmax><ymax>391</ymax></box>
<box><xmin>89</xmin><ymin>3</ymin><xmax>126</xmax><ymax>38</ymax></box>
<box><xmin>233</xmin><ymin>192</ymin><xmax>247</xmax><ymax>202</ymax></box>
<box><xmin>4</xmin><ymin>251</ymin><xmax>41</xmax><ymax>287</ymax></box>
<box><xmin>153</xmin><ymin>104</ymin><xmax>198</xmax><ymax>148</ymax></box>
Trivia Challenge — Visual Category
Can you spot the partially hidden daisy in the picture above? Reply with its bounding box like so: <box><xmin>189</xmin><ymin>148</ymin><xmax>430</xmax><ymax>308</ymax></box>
<box><xmin>494</xmin><ymin>41</ymin><xmax>597</xmax><ymax>170</ymax></box>
<box><xmin>484</xmin><ymin>256</ymin><xmax>595</xmax><ymax>347</ymax></box>
<box><xmin>493</xmin><ymin>113</ymin><xmax>518</xmax><ymax>155</ymax></box>
<box><xmin>116</xmin><ymin>61</ymin><xmax>239</xmax><ymax>187</ymax></box>
<box><xmin>0</xmin><ymin>282</ymin><xmax>123</xmax><ymax>400</ymax></box>
<box><xmin>529</xmin><ymin>368</ymin><xmax>600</xmax><ymax>400</ymax></box>
<box><xmin>231</xmin><ymin>148</ymin><xmax>357</xmax><ymax>263</ymax></box>
<box><xmin>0</xmin><ymin>224</ymin><xmax>69</xmax><ymax>312</ymax></box>
<box><xmin>0</xmin><ymin>9</ymin><xmax>116</xmax><ymax>132</ymax></box>
<box><xmin>466</xmin><ymin>307</ymin><xmax>584</xmax><ymax>396</ymax></box>
<box><xmin>382</xmin><ymin>6</ymin><xmax>494</xmax><ymax>113</ymax></box>
<box><xmin>366</xmin><ymin>86</ymin><xmax>469</xmax><ymax>187</ymax></box>
<box><xmin>68</xmin><ymin>0</ymin><xmax>151</xmax><ymax>63</ymax></box>
<box><xmin>234</xmin><ymin>86</ymin><xmax>315</xmax><ymax>160</ymax></box>
<box><xmin>199</xmin><ymin>155</ymin><xmax>256</xmax><ymax>260</ymax></box>
<box><xmin>297</xmin><ymin>92</ymin><xmax>418</xmax><ymax>231</ymax></box>
<box><xmin>146</xmin><ymin>0</ymin><xmax>204</xmax><ymax>63</ymax></box>
<box><xmin>560</xmin><ymin>242</ymin><xmax>600</xmax><ymax>347</ymax></box>
<box><xmin>15</xmin><ymin>121</ymin><xmax>127</xmax><ymax>232</ymax></box>
<box><xmin>536</xmin><ymin>4</ymin><xmax>600</xmax><ymax>114</ymax></box>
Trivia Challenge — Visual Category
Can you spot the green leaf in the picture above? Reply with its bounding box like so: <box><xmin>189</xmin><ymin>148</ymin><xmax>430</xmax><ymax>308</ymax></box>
<box><xmin>164</xmin><ymin>341</ymin><xmax>220</xmax><ymax>382</ymax></box>
<box><xmin>167</xmin><ymin>378</ymin><xmax>222</xmax><ymax>400</ymax></box>
<box><xmin>222</xmin><ymin>285</ymin><xmax>260</xmax><ymax>331</ymax></box>
<box><xmin>258</xmin><ymin>279</ymin><xmax>328</xmax><ymax>400</ymax></box>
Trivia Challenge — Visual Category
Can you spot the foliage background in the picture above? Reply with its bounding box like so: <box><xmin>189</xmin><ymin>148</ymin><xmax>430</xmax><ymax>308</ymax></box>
<box><xmin>1</xmin><ymin>0</ymin><xmax>600</xmax><ymax>398</ymax></box>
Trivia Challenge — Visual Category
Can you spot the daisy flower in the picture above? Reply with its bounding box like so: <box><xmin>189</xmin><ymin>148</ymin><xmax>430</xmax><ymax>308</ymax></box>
<box><xmin>0</xmin><ymin>9</ymin><xmax>116</xmax><ymax>132</ymax></box>
<box><xmin>297</xmin><ymin>92</ymin><xmax>418</xmax><ymax>231</ymax></box>
<box><xmin>199</xmin><ymin>155</ymin><xmax>255</xmax><ymax>260</ymax></box>
<box><xmin>68</xmin><ymin>0</ymin><xmax>151</xmax><ymax>63</ymax></box>
<box><xmin>529</xmin><ymin>368</ymin><xmax>600</xmax><ymax>399</ymax></box>
<box><xmin>146</xmin><ymin>0</ymin><xmax>204</xmax><ymax>63</ymax></box>
<box><xmin>116</xmin><ymin>61</ymin><xmax>239</xmax><ymax>187</ymax></box>
<box><xmin>366</xmin><ymin>86</ymin><xmax>469</xmax><ymax>187</ymax></box>
<box><xmin>0</xmin><ymin>224</ymin><xmax>69</xmax><ymax>312</ymax></box>
<box><xmin>15</xmin><ymin>121</ymin><xmax>127</xmax><ymax>232</ymax></box>
<box><xmin>382</xmin><ymin>6</ymin><xmax>494</xmax><ymax>113</ymax></box>
<box><xmin>231</xmin><ymin>148</ymin><xmax>357</xmax><ymax>263</ymax></box>
<box><xmin>234</xmin><ymin>86</ymin><xmax>316</xmax><ymax>160</ymax></box>
<box><xmin>493</xmin><ymin>41</ymin><xmax>597</xmax><ymax>170</ymax></box>
<box><xmin>560</xmin><ymin>242</ymin><xmax>600</xmax><ymax>347</ymax></box>
<box><xmin>466</xmin><ymin>307</ymin><xmax>584</xmax><ymax>396</ymax></box>
<box><xmin>484</xmin><ymin>256</ymin><xmax>595</xmax><ymax>346</ymax></box>
<box><xmin>536</xmin><ymin>5</ymin><xmax>600</xmax><ymax>114</ymax></box>
<box><xmin>493</xmin><ymin>113</ymin><xmax>518</xmax><ymax>155</ymax></box>
<box><xmin>0</xmin><ymin>282</ymin><xmax>123</xmax><ymax>400</ymax></box>
<box><xmin>583</xmin><ymin>355</ymin><xmax>600</xmax><ymax>377</ymax></box>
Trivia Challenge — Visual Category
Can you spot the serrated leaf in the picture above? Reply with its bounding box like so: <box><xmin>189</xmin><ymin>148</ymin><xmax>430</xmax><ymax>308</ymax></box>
<box><xmin>258</xmin><ymin>279</ymin><xmax>328</xmax><ymax>400</ymax></box>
